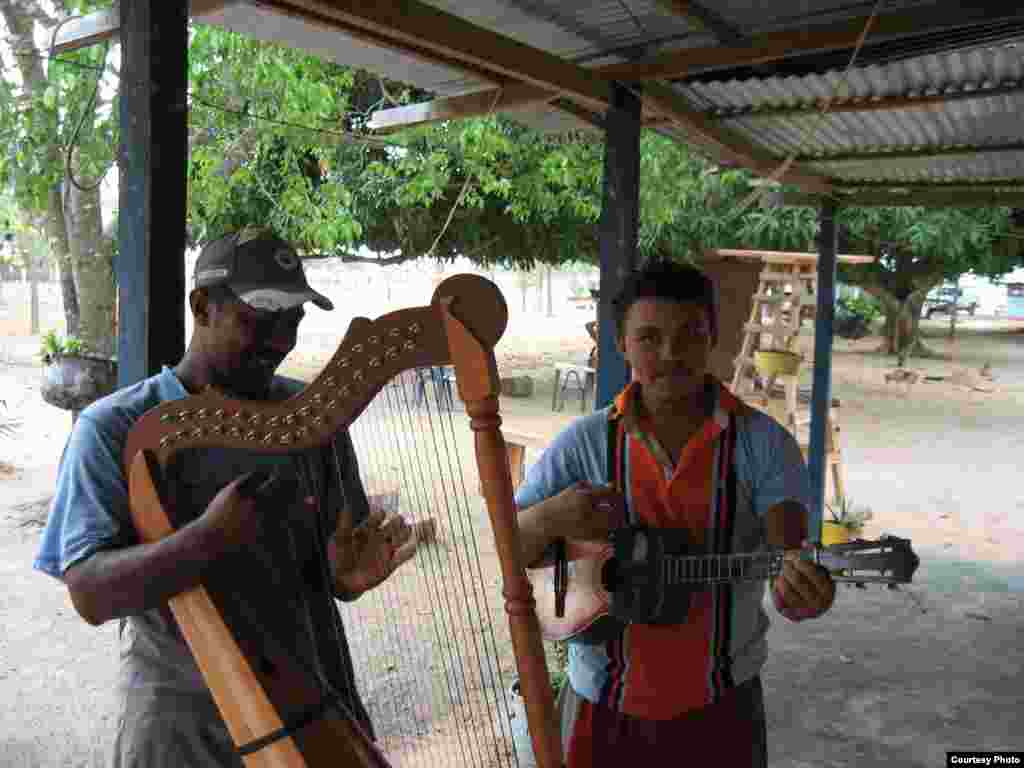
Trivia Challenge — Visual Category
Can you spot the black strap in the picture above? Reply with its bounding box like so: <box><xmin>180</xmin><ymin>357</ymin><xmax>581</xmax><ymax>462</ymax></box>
<box><xmin>236</xmin><ymin>692</ymin><xmax>343</xmax><ymax>756</ymax></box>
<box><xmin>607</xmin><ymin>415</ymin><xmax>629</xmax><ymax>524</ymax></box>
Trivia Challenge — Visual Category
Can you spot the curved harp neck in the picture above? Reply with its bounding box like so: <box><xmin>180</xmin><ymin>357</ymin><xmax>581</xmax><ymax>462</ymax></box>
<box><xmin>122</xmin><ymin>276</ymin><xmax>506</xmax><ymax>475</ymax></box>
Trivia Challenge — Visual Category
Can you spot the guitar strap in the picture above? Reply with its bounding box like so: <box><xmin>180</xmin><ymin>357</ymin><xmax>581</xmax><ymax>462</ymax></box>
<box><xmin>604</xmin><ymin>411</ymin><xmax>693</xmax><ymax>626</ymax></box>
<box><xmin>607</xmin><ymin>413</ymin><xmax>629</xmax><ymax>524</ymax></box>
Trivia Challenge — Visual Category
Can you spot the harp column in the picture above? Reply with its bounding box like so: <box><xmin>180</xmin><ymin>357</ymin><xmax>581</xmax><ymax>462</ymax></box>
<box><xmin>595</xmin><ymin>84</ymin><xmax>642</xmax><ymax>410</ymax></box>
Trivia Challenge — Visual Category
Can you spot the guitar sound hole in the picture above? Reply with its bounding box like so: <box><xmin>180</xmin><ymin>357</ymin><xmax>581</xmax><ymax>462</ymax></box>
<box><xmin>601</xmin><ymin>558</ymin><xmax>620</xmax><ymax>591</ymax></box>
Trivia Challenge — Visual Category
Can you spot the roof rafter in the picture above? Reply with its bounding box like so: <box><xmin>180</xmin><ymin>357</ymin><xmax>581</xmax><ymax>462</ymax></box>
<box><xmin>261</xmin><ymin>0</ymin><xmax>613</xmax><ymax>112</ymax></box>
<box><xmin>366</xmin><ymin>2</ymin><xmax>1024</xmax><ymax>133</ymax></box>
<box><xmin>786</xmin><ymin>190</ymin><xmax>1024</xmax><ymax>207</ymax></box>
<box><xmin>642</xmin><ymin>82</ymin><xmax>833</xmax><ymax>193</ymax></box>
<box><xmin>706</xmin><ymin>80</ymin><xmax>1024</xmax><ymax>121</ymax></box>
<box><xmin>796</xmin><ymin>141</ymin><xmax>1024</xmax><ymax>165</ymax></box>
<box><xmin>599</xmin><ymin>2</ymin><xmax>1024</xmax><ymax>82</ymax></box>
<box><xmin>652</xmin><ymin>0</ymin><xmax>746</xmax><ymax>44</ymax></box>
<box><xmin>247</xmin><ymin>1</ymin><xmax>832</xmax><ymax>192</ymax></box>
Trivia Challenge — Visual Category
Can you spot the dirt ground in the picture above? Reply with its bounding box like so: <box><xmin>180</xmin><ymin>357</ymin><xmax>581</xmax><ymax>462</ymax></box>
<box><xmin>1</xmin><ymin>298</ymin><xmax>1023</xmax><ymax>766</ymax></box>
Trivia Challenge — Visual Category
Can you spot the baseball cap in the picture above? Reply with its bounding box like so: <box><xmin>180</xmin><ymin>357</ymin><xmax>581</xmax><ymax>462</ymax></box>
<box><xmin>193</xmin><ymin>227</ymin><xmax>334</xmax><ymax>312</ymax></box>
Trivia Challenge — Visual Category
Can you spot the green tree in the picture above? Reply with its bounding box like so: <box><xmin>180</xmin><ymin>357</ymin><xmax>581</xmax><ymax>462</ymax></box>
<box><xmin>0</xmin><ymin>0</ymin><xmax>115</xmax><ymax>354</ymax></box>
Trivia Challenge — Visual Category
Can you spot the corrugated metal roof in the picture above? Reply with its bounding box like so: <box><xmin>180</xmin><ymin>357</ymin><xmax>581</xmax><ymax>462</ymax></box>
<box><xmin>808</xmin><ymin>151</ymin><xmax>1024</xmax><ymax>184</ymax></box>
<box><xmin>670</xmin><ymin>43</ymin><xmax>1024</xmax><ymax>185</ymax></box>
<box><xmin>194</xmin><ymin>0</ymin><xmax>1024</xmax><ymax>189</ymax></box>
<box><xmin>701</xmin><ymin>0</ymin><xmax>936</xmax><ymax>36</ymax></box>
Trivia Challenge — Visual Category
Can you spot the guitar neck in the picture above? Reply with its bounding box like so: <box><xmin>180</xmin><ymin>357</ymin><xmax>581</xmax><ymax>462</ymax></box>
<box><xmin>663</xmin><ymin>551</ymin><xmax>787</xmax><ymax>586</ymax></box>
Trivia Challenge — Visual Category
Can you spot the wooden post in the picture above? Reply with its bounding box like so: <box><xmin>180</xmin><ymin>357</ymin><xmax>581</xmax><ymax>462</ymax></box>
<box><xmin>808</xmin><ymin>201</ymin><xmax>838</xmax><ymax>541</ymax></box>
<box><xmin>117</xmin><ymin>0</ymin><xmax>188</xmax><ymax>387</ymax></box>
<box><xmin>595</xmin><ymin>84</ymin><xmax>642</xmax><ymax>410</ymax></box>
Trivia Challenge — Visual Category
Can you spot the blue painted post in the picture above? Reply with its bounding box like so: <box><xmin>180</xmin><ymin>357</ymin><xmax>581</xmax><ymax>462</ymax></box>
<box><xmin>807</xmin><ymin>200</ymin><xmax>839</xmax><ymax>541</ymax></box>
<box><xmin>117</xmin><ymin>0</ymin><xmax>188</xmax><ymax>387</ymax></box>
<box><xmin>595</xmin><ymin>85</ymin><xmax>642</xmax><ymax>410</ymax></box>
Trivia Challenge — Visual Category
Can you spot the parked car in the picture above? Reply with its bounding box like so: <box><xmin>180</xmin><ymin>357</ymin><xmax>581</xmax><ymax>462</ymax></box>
<box><xmin>921</xmin><ymin>286</ymin><xmax>978</xmax><ymax>319</ymax></box>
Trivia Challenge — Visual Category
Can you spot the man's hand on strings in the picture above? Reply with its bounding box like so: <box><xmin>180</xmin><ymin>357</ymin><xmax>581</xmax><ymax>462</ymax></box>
<box><xmin>199</xmin><ymin>470</ymin><xmax>295</xmax><ymax>553</ymax></box>
<box><xmin>331</xmin><ymin>504</ymin><xmax>417</xmax><ymax>599</ymax></box>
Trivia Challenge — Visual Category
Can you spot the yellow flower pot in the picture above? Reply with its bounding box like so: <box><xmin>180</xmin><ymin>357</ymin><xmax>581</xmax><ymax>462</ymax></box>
<box><xmin>754</xmin><ymin>350</ymin><xmax>802</xmax><ymax>377</ymax></box>
<box><xmin>821</xmin><ymin>521</ymin><xmax>862</xmax><ymax>546</ymax></box>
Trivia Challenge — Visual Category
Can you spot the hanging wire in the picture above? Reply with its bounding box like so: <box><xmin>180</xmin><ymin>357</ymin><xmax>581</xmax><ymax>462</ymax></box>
<box><xmin>0</xmin><ymin>41</ymin><xmax>405</xmax><ymax>161</ymax></box>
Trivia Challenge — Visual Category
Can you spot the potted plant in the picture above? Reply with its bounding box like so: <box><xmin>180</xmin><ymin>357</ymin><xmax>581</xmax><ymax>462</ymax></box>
<box><xmin>39</xmin><ymin>330</ymin><xmax>117</xmax><ymax>414</ymax></box>
<box><xmin>822</xmin><ymin>496</ymin><xmax>873</xmax><ymax>546</ymax></box>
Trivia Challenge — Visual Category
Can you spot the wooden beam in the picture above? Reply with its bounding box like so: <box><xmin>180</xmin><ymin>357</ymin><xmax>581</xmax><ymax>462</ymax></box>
<box><xmin>49</xmin><ymin>1</ymin><xmax>232</xmax><ymax>54</ymax></box>
<box><xmin>598</xmin><ymin>2</ymin><xmax>1024</xmax><ymax>83</ymax></box>
<box><xmin>652</xmin><ymin>0</ymin><xmax>747</xmax><ymax>45</ymax></box>
<box><xmin>835</xmin><ymin>180</ymin><xmax>1024</xmax><ymax>190</ymax></box>
<box><xmin>703</xmin><ymin>249</ymin><xmax>875</xmax><ymax>265</ymax></box>
<box><xmin>708</xmin><ymin>80</ymin><xmax>1024</xmax><ymax>121</ymax></box>
<box><xmin>595</xmin><ymin>85</ymin><xmax>642</xmax><ymax>410</ymax></box>
<box><xmin>49</xmin><ymin>7</ymin><xmax>120</xmax><ymax>54</ymax></box>
<box><xmin>367</xmin><ymin>82</ymin><xmax>557</xmax><ymax>131</ymax></box>
<box><xmin>785</xmin><ymin>190</ymin><xmax>1024</xmax><ymax>208</ymax></box>
<box><xmin>361</xmin><ymin>3</ymin><xmax>1024</xmax><ymax>132</ymax></box>
<box><xmin>261</xmin><ymin>0</ymin><xmax>612</xmax><ymax>113</ymax></box>
<box><xmin>118</xmin><ymin>0</ymin><xmax>189</xmax><ymax>386</ymax></box>
<box><xmin>795</xmin><ymin>141</ymin><xmax>1024</xmax><ymax>165</ymax></box>
<box><xmin>641</xmin><ymin>81</ymin><xmax>834</xmax><ymax>194</ymax></box>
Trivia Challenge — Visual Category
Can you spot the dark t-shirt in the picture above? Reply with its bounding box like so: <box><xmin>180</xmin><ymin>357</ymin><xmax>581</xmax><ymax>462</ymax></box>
<box><xmin>35</xmin><ymin>366</ymin><xmax>372</xmax><ymax>766</ymax></box>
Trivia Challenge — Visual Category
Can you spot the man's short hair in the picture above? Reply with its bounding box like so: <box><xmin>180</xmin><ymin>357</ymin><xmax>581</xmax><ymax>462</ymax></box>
<box><xmin>611</xmin><ymin>259</ymin><xmax>717</xmax><ymax>341</ymax></box>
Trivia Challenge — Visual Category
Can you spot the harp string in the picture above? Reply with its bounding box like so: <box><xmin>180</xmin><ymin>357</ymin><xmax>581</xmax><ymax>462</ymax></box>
<box><xmin>359</xmin><ymin>377</ymin><xmax>456</xmax><ymax>768</ymax></box>
<box><xmin>341</xmin><ymin>367</ymin><xmax>519</xmax><ymax>767</ymax></box>
<box><xmin>423</xmin><ymin>371</ymin><xmax>517</xmax><ymax>768</ymax></box>
<box><xmin>355</xmin><ymin>370</ymin><xmax>490</xmax><ymax>768</ymax></box>
<box><xmin>381</xmin><ymin>369</ymin><xmax>505</xmax><ymax>768</ymax></box>
<box><xmin>429</xmin><ymin>372</ymin><xmax>518</xmax><ymax>765</ymax></box>
<box><xmin>387</xmin><ymin>372</ymin><xmax>489</xmax><ymax>768</ymax></box>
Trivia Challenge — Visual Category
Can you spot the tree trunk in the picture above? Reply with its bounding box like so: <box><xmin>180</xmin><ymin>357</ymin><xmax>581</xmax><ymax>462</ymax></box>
<box><xmin>48</xmin><ymin>185</ymin><xmax>79</xmax><ymax>337</ymax></box>
<box><xmin>546</xmin><ymin>266</ymin><xmax>554</xmax><ymax>317</ymax></box>
<box><xmin>2</xmin><ymin>2</ymin><xmax>84</xmax><ymax>339</ymax></box>
<box><xmin>66</xmin><ymin>162</ymin><xmax>116</xmax><ymax>357</ymax></box>
<box><xmin>29</xmin><ymin>273</ymin><xmax>39</xmax><ymax>334</ymax></box>
<box><xmin>877</xmin><ymin>293</ymin><xmax>934</xmax><ymax>360</ymax></box>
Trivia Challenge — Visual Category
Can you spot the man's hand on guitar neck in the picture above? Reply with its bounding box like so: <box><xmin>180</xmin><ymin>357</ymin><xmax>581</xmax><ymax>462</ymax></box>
<box><xmin>773</xmin><ymin>542</ymin><xmax>836</xmax><ymax>622</ymax></box>
<box><xmin>517</xmin><ymin>482</ymin><xmax>626</xmax><ymax>568</ymax></box>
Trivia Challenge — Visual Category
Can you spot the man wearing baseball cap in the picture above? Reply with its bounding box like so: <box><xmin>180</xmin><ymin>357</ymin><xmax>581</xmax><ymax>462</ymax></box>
<box><xmin>35</xmin><ymin>227</ymin><xmax>416</xmax><ymax>766</ymax></box>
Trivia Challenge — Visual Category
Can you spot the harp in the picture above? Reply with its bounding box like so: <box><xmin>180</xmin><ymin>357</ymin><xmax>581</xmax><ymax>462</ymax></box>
<box><xmin>123</xmin><ymin>275</ymin><xmax>562</xmax><ymax>767</ymax></box>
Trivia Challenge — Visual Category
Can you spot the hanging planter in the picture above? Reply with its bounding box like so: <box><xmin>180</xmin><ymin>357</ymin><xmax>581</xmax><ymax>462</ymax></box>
<box><xmin>38</xmin><ymin>332</ymin><xmax>117</xmax><ymax>412</ymax></box>
<box><xmin>753</xmin><ymin>349</ymin><xmax>802</xmax><ymax>377</ymax></box>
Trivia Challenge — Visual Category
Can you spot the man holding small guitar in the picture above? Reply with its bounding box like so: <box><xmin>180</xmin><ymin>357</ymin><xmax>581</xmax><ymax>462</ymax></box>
<box><xmin>516</xmin><ymin>260</ymin><xmax>836</xmax><ymax>767</ymax></box>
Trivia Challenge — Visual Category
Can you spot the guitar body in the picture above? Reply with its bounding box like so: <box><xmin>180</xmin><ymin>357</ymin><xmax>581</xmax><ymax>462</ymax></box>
<box><xmin>528</xmin><ymin>539</ymin><xmax>617</xmax><ymax>644</ymax></box>
<box><xmin>527</xmin><ymin>534</ymin><xmax>699</xmax><ymax>644</ymax></box>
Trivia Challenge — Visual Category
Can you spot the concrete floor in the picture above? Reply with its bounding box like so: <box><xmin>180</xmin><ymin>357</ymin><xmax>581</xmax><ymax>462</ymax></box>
<box><xmin>761</xmin><ymin>584</ymin><xmax>1022</xmax><ymax>767</ymax></box>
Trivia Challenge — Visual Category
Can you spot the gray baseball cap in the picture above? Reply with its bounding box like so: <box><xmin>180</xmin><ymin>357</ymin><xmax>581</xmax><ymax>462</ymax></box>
<box><xmin>193</xmin><ymin>227</ymin><xmax>334</xmax><ymax>312</ymax></box>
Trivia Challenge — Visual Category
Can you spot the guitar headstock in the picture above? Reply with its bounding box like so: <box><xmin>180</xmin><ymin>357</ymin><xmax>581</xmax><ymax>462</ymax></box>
<box><xmin>813</xmin><ymin>535</ymin><xmax>920</xmax><ymax>586</ymax></box>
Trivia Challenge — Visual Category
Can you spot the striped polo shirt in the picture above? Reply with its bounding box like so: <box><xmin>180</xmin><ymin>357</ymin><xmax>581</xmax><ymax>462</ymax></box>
<box><xmin>515</xmin><ymin>377</ymin><xmax>810</xmax><ymax>720</ymax></box>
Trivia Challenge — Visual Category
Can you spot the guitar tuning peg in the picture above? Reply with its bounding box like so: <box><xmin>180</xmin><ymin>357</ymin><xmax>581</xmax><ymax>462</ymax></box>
<box><xmin>887</xmin><ymin>583</ymin><xmax>900</xmax><ymax>591</ymax></box>
<box><xmin>855</xmin><ymin>582</ymin><xmax>867</xmax><ymax>589</ymax></box>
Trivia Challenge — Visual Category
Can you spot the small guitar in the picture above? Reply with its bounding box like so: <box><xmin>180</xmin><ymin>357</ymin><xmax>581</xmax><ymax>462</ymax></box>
<box><xmin>527</xmin><ymin>530</ymin><xmax>920</xmax><ymax>643</ymax></box>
